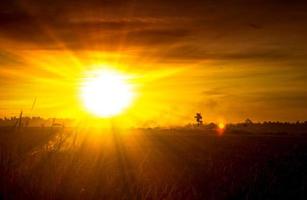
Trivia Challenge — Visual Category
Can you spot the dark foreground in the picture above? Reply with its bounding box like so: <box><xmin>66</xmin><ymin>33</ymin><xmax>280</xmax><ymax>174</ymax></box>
<box><xmin>0</xmin><ymin>127</ymin><xmax>306</xmax><ymax>200</ymax></box>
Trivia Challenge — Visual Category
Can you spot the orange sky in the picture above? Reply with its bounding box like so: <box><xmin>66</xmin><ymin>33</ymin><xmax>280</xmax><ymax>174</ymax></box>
<box><xmin>0</xmin><ymin>0</ymin><xmax>307</xmax><ymax>125</ymax></box>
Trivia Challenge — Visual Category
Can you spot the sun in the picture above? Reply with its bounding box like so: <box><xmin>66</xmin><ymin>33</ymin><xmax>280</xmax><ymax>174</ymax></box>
<box><xmin>80</xmin><ymin>69</ymin><xmax>134</xmax><ymax>117</ymax></box>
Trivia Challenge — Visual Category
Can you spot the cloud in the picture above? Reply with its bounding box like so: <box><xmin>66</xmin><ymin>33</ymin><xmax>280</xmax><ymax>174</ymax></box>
<box><xmin>0</xmin><ymin>0</ymin><xmax>307</xmax><ymax>54</ymax></box>
<box><xmin>0</xmin><ymin>50</ymin><xmax>25</xmax><ymax>66</ymax></box>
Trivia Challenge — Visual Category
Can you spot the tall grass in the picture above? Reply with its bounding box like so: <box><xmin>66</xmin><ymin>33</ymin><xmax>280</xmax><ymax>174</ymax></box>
<box><xmin>0</xmin><ymin>128</ymin><xmax>306</xmax><ymax>199</ymax></box>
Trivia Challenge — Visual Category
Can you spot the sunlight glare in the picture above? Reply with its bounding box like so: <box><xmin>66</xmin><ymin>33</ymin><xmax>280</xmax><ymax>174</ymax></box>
<box><xmin>218</xmin><ymin>122</ymin><xmax>225</xmax><ymax>129</ymax></box>
<box><xmin>80</xmin><ymin>69</ymin><xmax>134</xmax><ymax>117</ymax></box>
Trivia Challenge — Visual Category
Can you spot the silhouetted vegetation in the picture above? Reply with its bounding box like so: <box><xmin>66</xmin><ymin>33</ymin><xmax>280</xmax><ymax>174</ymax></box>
<box><xmin>0</xmin><ymin>122</ymin><xmax>306</xmax><ymax>199</ymax></box>
<box><xmin>194</xmin><ymin>113</ymin><xmax>203</xmax><ymax>126</ymax></box>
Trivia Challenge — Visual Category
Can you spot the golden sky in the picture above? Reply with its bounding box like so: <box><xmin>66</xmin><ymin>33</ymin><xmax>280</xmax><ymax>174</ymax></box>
<box><xmin>0</xmin><ymin>0</ymin><xmax>307</xmax><ymax>125</ymax></box>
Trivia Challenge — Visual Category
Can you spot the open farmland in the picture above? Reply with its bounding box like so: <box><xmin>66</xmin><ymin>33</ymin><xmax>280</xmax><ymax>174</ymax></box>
<box><xmin>0</xmin><ymin>127</ymin><xmax>306</xmax><ymax>200</ymax></box>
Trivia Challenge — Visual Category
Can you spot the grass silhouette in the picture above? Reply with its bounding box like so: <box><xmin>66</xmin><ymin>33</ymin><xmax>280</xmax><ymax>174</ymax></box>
<box><xmin>0</xmin><ymin>127</ymin><xmax>306</xmax><ymax>199</ymax></box>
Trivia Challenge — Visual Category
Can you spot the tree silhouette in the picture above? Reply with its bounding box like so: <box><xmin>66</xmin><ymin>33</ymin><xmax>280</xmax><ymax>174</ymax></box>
<box><xmin>194</xmin><ymin>113</ymin><xmax>203</xmax><ymax>126</ymax></box>
<box><xmin>245</xmin><ymin>118</ymin><xmax>253</xmax><ymax>124</ymax></box>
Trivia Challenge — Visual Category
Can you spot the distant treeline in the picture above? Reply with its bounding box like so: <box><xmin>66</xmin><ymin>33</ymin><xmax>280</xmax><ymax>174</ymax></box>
<box><xmin>183</xmin><ymin>121</ymin><xmax>307</xmax><ymax>136</ymax></box>
<box><xmin>0</xmin><ymin>116</ymin><xmax>74</xmax><ymax>127</ymax></box>
<box><xmin>0</xmin><ymin>116</ymin><xmax>307</xmax><ymax>135</ymax></box>
<box><xmin>226</xmin><ymin>122</ymin><xmax>307</xmax><ymax>135</ymax></box>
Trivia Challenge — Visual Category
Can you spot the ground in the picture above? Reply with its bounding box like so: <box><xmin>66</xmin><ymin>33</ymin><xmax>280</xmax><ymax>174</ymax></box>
<box><xmin>0</xmin><ymin>127</ymin><xmax>306</xmax><ymax>199</ymax></box>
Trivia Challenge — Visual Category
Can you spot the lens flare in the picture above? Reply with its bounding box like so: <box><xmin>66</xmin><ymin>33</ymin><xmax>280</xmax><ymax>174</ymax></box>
<box><xmin>218</xmin><ymin>122</ymin><xmax>225</xmax><ymax>129</ymax></box>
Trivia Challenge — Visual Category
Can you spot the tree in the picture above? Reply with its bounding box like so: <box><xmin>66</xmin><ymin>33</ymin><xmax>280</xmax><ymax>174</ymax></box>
<box><xmin>245</xmin><ymin>118</ymin><xmax>253</xmax><ymax>124</ymax></box>
<box><xmin>194</xmin><ymin>113</ymin><xmax>203</xmax><ymax>126</ymax></box>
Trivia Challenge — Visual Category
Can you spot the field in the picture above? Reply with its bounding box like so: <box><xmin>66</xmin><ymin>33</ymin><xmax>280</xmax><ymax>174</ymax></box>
<box><xmin>0</xmin><ymin>127</ymin><xmax>306</xmax><ymax>199</ymax></box>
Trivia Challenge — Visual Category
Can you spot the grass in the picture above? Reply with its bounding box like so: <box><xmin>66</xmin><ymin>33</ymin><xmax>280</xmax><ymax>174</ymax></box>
<box><xmin>0</xmin><ymin>127</ymin><xmax>306</xmax><ymax>199</ymax></box>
